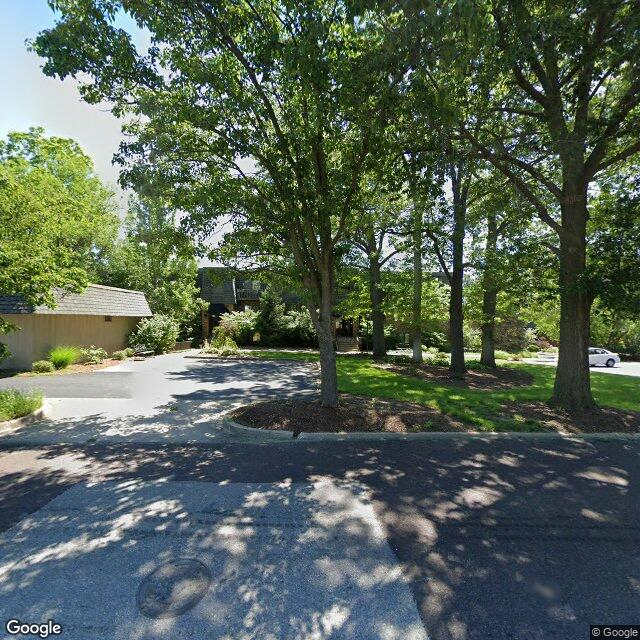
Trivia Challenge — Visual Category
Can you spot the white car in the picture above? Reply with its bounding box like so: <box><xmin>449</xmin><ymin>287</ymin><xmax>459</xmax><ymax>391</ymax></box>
<box><xmin>588</xmin><ymin>347</ymin><xmax>620</xmax><ymax>367</ymax></box>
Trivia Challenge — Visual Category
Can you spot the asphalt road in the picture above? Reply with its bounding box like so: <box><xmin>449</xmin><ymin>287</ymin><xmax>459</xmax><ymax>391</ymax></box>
<box><xmin>1</xmin><ymin>436</ymin><xmax>638</xmax><ymax>640</ymax></box>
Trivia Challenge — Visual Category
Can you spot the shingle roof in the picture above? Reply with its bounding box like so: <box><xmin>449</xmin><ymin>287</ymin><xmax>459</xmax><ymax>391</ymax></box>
<box><xmin>199</xmin><ymin>268</ymin><xmax>237</xmax><ymax>305</ymax></box>
<box><xmin>0</xmin><ymin>285</ymin><xmax>152</xmax><ymax>317</ymax></box>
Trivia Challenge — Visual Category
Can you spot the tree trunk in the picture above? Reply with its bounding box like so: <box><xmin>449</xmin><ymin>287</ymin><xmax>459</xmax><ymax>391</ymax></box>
<box><xmin>480</xmin><ymin>212</ymin><xmax>498</xmax><ymax>368</ymax></box>
<box><xmin>369</xmin><ymin>258</ymin><xmax>386</xmax><ymax>358</ymax></box>
<box><xmin>304</xmin><ymin>257</ymin><xmax>339</xmax><ymax>409</ymax></box>
<box><xmin>549</xmin><ymin>190</ymin><xmax>594</xmax><ymax>410</ymax></box>
<box><xmin>449</xmin><ymin>170</ymin><xmax>466</xmax><ymax>378</ymax></box>
<box><xmin>317</xmin><ymin>317</ymin><xmax>339</xmax><ymax>408</ymax></box>
<box><xmin>411</xmin><ymin>205</ymin><xmax>423</xmax><ymax>363</ymax></box>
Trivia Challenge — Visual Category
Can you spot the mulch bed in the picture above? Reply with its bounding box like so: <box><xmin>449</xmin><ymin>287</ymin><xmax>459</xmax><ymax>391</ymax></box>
<box><xmin>377</xmin><ymin>362</ymin><xmax>534</xmax><ymax>389</ymax></box>
<box><xmin>13</xmin><ymin>359</ymin><xmax>123</xmax><ymax>378</ymax></box>
<box><xmin>230</xmin><ymin>396</ymin><xmax>640</xmax><ymax>435</ymax></box>
<box><xmin>501</xmin><ymin>401</ymin><xmax>640</xmax><ymax>434</ymax></box>
<box><xmin>229</xmin><ymin>394</ymin><xmax>467</xmax><ymax>435</ymax></box>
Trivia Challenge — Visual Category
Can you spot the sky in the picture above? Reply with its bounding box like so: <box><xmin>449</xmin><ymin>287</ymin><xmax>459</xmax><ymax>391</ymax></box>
<box><xmin>0</xmin><ymin>1</ymin><xmax>149</xmax><ymax>210</ymax></box>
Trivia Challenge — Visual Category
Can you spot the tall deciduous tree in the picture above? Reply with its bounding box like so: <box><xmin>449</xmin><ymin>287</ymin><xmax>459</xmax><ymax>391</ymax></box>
<box><xmin>0</xmin><ymin>128</ymin><xmax>118</xmax><ymax>360</ymax></box>
<box><xmin>467</xmin><ymin>171</ymin><xmax>538</xmax><ymax>367</ymax></box>
<box><xmin>457</xmin><ymin>1</ymin><xmax>640</xmax><ymax>409</ymax></box>
<box><xmin>98</xmin><ymin>197</ymin><xmax>203</xmax><ymax>335</ymax></box>
<box><xmin>34</xmin><ymin>0</ymin><xmax>403</xmax><ymax>407</ymax></box>
<box><xmin>349</xmin><ymin>189</ymin><xmax>406</xmax><ymax>358</ymax></box>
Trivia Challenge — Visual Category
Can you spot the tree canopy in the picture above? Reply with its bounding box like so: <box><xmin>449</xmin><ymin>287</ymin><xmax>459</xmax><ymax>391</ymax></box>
<box><xmin>0</xmin><ymin>128</ymin><xmax>118</xmax><ymax>308</ymax></box>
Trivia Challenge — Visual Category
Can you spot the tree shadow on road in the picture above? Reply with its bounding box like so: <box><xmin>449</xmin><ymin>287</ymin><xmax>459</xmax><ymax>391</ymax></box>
<box><xmin>0</xmin><ymin>436</ymin><xmax>638</xmax><ymax>639</ymax></box>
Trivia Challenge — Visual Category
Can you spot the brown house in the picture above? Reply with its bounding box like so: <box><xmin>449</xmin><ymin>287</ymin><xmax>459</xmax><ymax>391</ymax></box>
<box><xmin>0</xmin><ymin>284</ymin><xmax>152</xmax><ymax>370</ymax></box>
<box><xmin>198</xmin><ymin>267</ymin><xmax>359</xmax><ymax>351</ymax></box>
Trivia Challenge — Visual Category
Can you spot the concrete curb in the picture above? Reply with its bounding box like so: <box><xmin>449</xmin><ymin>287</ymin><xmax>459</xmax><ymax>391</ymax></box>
<box><xmin>0</xmin><ymin>400</ymin><xmax>48</xmax><ymax>436</ymax></box>
<box><xmin>222</xmin><ymin>418</ymin><xmax>640</xmax><ymax>443</ymax></box>
<box><xmin>224</xmin><ymin>420</ymin><xmax>295</xmax><ymax>440</ymax></box>
<box><xmin>296</xmin><ymin>430</ymin><xmax>640</xmax><ymax>442</ymax></box>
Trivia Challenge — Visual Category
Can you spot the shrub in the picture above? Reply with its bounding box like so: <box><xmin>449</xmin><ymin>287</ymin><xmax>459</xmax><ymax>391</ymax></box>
<box><xmin>205</xmin><ymin>336</ymin><xmax>239</xmax><ymax>357</ymax></box>
<box><xmin>32</xmin><ymin>360</ymin><xmax>55</xmax><ymax>373</ymax></box>
<box><xmin>112</xmin><ymin>350</ymin><xmax>129</xmax><ymax>360</ymax></box>
<box><xmin>281</xmin><ymin>309</ymin><xmax>317</xmax><ymax>347</ymax></box>
<box><xmin>0</xmin><ymin>319</ymin><xmax>18</xmax><ymax>365</ymax></box>
<box><xmin>129</xmin><ymin>315</ymin><xmax>179</xmax><ymax>354</ymax></box>
<box><xmin>214</xmin><ymin>305</ymin><xmax>318</xmax><ymax>348</ymax></box>
<box><xmin>524</xmin><ymin>327</ymin><xmax>538</xmax><ymax>348</ymax></box>
<box><xmin>214</xmin><ymin>310</ymin><xmax>259</xmax><ymax>345</ymax></box>
<box><xmin>494</xmin><ymin>350</ymin><xmax>511</xmax><ymax>360</ymax></box>
<box><xmin>463</xmin><ymin>326</ymin><xmax>482</xmax><ymax>351</ymax></box>
<box><xmin>495</xmin><ymin>317</ymin><xmax>529</xmax><ymax>352</ymax></box>
<box><xmin>255</xmin><ymin>286</ymin><xmax>286</xmax><ymax>345</ymax></box>
<box><xmin>48</xmin><ymin>346</ymin><xmax>81</xmax><ymax>369</ymax></box>
<box><xmin>422</xmin><ymin>331</ymin><xmax>449</xmax><ymax>351</ymax></box>
<box><xmin>0</xmin><ymin>389</ymin><xmax>43</xmax><ymax>421</ymax></box>
<box><xmin>79</xmin><ymin>345</ymin><xmax>108</xmax><ymax>364</ymax></box>
<box><xmin>424</xmin><ymin>351</ymin><xmax>450</xmax><ymax>367</ymax></box>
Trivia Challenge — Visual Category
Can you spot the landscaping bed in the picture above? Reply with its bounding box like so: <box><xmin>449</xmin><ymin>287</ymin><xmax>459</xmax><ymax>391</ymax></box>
<box><xmin>13</xmin><ymin>359</ymin><xmax>122</xmax><ymax>378</ymax></box>
<box><xmin>230</xmin><ymin>395</ymin><xmax>640</xmax><ymax>435</ymax></box>
<box><xmin>501</xmin><ymin>401</ymin><xmax>640</xmax><ymax>433</ymax></box>
<box><xmin>229</xmin><ymin>394</ymin><xmax>467</xmax><ymax>434</ymax></box>
<box><xmin>377</xmin><ymin>361</ymin><xmax>534</xmax><ymax>389</ymax></box>
<box><xmin>0</xmin><ymin>389</ymin><xmax>43</xmax><ymax>422</ymax></box>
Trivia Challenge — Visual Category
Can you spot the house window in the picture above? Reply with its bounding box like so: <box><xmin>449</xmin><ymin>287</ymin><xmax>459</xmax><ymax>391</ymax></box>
<box><xmin>104</xmin><ymin>315</ymin><xmax>112</xmax><ymax>322</ymax></box>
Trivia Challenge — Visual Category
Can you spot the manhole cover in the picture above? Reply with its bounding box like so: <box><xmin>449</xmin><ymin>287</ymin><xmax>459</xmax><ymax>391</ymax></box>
<box><xmin>137</xmin><ymin>559</ymin><xmax>211</xmax><ymax>619</ymax></box>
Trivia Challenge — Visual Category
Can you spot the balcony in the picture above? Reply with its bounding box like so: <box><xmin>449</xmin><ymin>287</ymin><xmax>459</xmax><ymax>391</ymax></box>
<box><xmin>236</xmin><ymin>287</ymin><xmax>262</xmax><ymax>301</ymax></box>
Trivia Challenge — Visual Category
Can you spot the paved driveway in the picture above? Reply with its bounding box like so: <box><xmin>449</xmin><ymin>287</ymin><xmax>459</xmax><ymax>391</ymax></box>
<box><xmin>0</xmin><ymin>352</ymin><xmax>317</xmax><ymax>444</ymax></box>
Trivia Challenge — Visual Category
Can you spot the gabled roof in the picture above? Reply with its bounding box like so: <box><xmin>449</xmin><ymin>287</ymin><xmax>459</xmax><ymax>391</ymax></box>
<box><xmin>199</xmin><ymin>267</ymin><xmax>237</xmax><ymax>305</ymax></box>
<box><xmin>198</xmin><ymin>267</ymin><xmax>304</xmax><ymax>307</ymax></box>
<box><xmin>0</xmin><ymin>284</ymin><xmax>153</xmax><ymax>317</ymax></box>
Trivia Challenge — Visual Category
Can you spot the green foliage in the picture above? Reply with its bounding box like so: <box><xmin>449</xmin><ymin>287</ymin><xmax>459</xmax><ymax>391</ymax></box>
<box><xmin>255</xmin><ymin>286</ymin><xmax>286</xmax><ymax>346</ymax></box>
<box><xmin>591</xmin><ymin>301</ymin><xmax>640</xmax><ymax>359</ymax></box>
<box><xmin>0</xmin><ymin>319</ymin><xmax>18</xmax><ymax>364</ymax></box>
<box><xmin>48</xmin><ymin>346</ymin><xmax>81</xmax><ymax>369</ymax></box>
<box><xmin>422</xmin><ymin>331</ymin><xmax>449</xmax><ymax>352</ymax></box>
<box><xmin>281</xmin><ymin>309</ymin><xmax>318</xmax><ymax>348</ymax></box>
<box><xmin>214</xmin><ymin>310</ymin><xmax>260</xmax><ymax>346</ymax></box>
<box><xmin>112</xmin><ymin>350</ymin><xmax>129</xmax><ymax>361</ymax></box>
<box><xmin>463</xmin><ymin>325</ymin><xmax>482</xmax><ymax>351</ymax></box>
<box><xmin>0</xmin><ymin>128</ymin><xmax>118</xmax><ymax>305</ymax></box>
<box><xmin>79</xmin><ymin>345</ymin><xmax>108</xmax><ymax>364</ymax></box>
<box><xmin>423</xmin><ymin>353</ymin><xmax>450</xmax><ymax>367</ymax></box>
<box><xmin>0</xmin><ymin>129</ymin><xmax>118</xmax><ymax>360</ymax></box>
<box><xmin>129</xmin><ymin>315</ymin><xmax>179</xmax><ymax>354</ymax></box>
<box><xmin>251</xmin><ymin>352</ymin><xmax>640</xmax><ymax>429</ymax></box>
<box><xmin>214</xmin><ymin>291</ymin><xmax>317</xmax><ymax>348</ymax></box>
<box><xmin>205</xmin><ymin>336</ymin><xmax>240</xmax><ymax>357</ymax></box>
<box><xmin>588</xmin><ymin>169</ymin><xmax>640</xmax><ymax>316</ymax></box>
<box><xmin>98</xmin><ymin>197</ymin><xmax>203</xmax><ymax>337</ymax></box>
<box><xmin>0</xmin><ymin>389</ymin><xmax>43</xmax><ymax>421</ymax></box>
<box><xmin>494</xmin><ymin>318</ymin><xmax>529</xmax><ymax>353</ymax></box>
<box><xmin>32</xmin><ymin>360</ymin><xmax>55</xmax><ymax>373</ymax></box>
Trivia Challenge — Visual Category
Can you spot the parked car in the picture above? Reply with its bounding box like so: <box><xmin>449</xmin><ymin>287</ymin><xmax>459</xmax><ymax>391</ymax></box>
<box><xmin>588</xmin><ymin>347</ymin><xmax>620</xmax><ymax>367</ymax></box>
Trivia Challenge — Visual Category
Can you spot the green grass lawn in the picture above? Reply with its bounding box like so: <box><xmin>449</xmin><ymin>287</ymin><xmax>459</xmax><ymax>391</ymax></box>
<box><xmin>250</xmin><ymin>350</ymin><xmax>640</xmax><ymax>431</ymax></box>
<box><xmin>0</xmin><ymin>389</ymin><xmax>43</xmax><ymax>422</ymax></box>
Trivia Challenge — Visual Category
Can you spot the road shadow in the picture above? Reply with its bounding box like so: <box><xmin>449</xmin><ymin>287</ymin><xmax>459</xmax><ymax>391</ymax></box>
<box><xmin>0</xmin><ymin>479</ymin><xmax>426</xmax><ymax>640</ymax></box>
<box><xmin>0</xmin><ymin>437</ymin><xmax>639</xmax><ymax>638</ymax></box>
